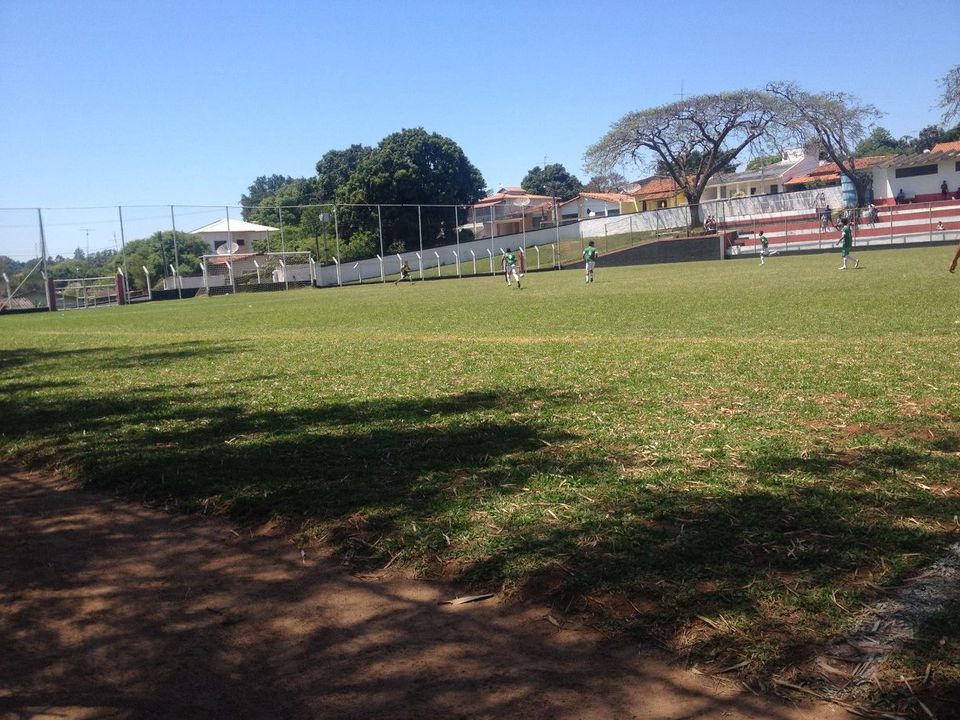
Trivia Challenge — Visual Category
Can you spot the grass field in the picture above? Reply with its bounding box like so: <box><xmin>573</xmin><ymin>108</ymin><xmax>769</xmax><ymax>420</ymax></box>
<box><xmin>2</xmin><ymin>246</ymin><xmax>959</xmax><ymax>711</ymax></box>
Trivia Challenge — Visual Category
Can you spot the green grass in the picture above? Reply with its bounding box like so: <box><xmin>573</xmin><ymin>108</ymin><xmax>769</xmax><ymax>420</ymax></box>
<box><xmin>2</xmin><ymin>246</ymin><xmax>959</xmax><ymax>709</ymax></box>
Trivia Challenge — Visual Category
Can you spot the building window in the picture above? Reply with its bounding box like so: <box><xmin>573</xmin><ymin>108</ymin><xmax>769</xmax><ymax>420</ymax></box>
<box><xmin>236</xmin><ymin>239</ymin><xmax>245</xmax><ymax>247</ymax></box>
<box><xmin>749</xmin><ymin>187</ymin><xmax>757</xmax><ymax>195</ymax></box>
<box><xmin>895</xmin><ymin>164</ymin><xmax>937</xmax><ymax>178</ymax></box>
<box><xmin>657</xmin><ymin>200</ymin><xmax>667</xmax><ymax>209</ymax></box>
<box><xmin>769</xmin><ymin>185</ymin><xmax>778</xmax><ymax>194</ymax></box>
<box><xmin>956</xmin><ymin>161</ymin><xmax>960</xmax><ymax>172</ymax></box>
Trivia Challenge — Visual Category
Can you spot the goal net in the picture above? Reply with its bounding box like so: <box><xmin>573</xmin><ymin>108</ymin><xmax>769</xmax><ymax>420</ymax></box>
<box><xmin>201</xmin><ymin>251</ymin><xmax>314</xmax><ymax>292</ymax></box>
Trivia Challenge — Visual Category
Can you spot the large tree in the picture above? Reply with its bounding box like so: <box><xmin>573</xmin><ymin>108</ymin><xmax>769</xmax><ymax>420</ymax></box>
<box><xmin>335</xmin><ymin>128</ymin><xmax>486</xmax><ymax>253</ymax></box>
<box><xmin>315</xmin><ymin>144</ymin><xmax>373</xmax><ymax>202</ymax></box>
<box><xmin>521</xmin><ymin>163</ymin><xmax>583</xmax><ymax>199</ymax></box>
<box><xmin>240</xmin><ymin>174</ymin><xmax>295</xmax><ymax>220</ymax></box>
<box><xmin>767</xmin><ymin>81</ymin><xmax>882</xmax><ymax>207</ymax></box>
<box><xmin>584</xmin><ymin>90</ymin><xmax>779</xmax><ymax>228</ymax></box>
<box><xmin>939</xmin><ymin>65</ymin><xmax>960</xmax><ymax>123</ymax></box>
<box><xmin>854</xmin><ymin>127</ymin><xmax>900</xmax><ymax>156</ymax></box>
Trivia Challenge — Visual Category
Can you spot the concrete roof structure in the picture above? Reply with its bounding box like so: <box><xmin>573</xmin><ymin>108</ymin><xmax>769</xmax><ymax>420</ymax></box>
<box><xmin>189</xmin><ymin>219</ymin><xmax>279</xmax><ymax>234</ymax></box>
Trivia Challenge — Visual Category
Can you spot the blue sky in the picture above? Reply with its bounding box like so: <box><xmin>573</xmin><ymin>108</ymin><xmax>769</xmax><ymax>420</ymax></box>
<box><xmin>1</xmin><ymin>0</ymin><xmax>957</xmax><ymax>259</ymax></box>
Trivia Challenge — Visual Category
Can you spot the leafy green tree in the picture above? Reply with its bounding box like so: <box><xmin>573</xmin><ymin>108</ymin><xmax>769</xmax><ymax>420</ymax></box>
<box><xmin>586</xmin><ymin>90</ymin><xmax>779</xmax><ymax>228</ymax></box>
<box><xmin>914</xmin><ymin>125</ymin><xmax>945</xmax><ymax>152</ymax></box>
<box><xmin>854</xmin><ymin>127</ymin><xmax>900</xmax><ymax>156</ymax></box>
<box><xmin>247</xmin><ymin>177</ymin><xmax>319</xmax><ymax>227</ymax></box>
<box><xmin>316</xmin><ymin>145</ymin><xmax>373</xmax><ymax>202</ymax></box>
<box><xmin>335</xmin><ymin>128</ymin><xmax>485</xmax><ymax>253</ymax></box>
<box><xmin>744</xmin><ymin>154</ymin><xmax>781</xmax><ymax>171</ymax></box>
<box><xmin>240</xmin><ymin>175</ymin><xmax>295</xmax><ymax>220</ymax></box>
<box><xmin>339</xmin><ymin>231</ymin><xmax>378</xmax><ymax>262</ymax></box>
<box><xmin>521</xmin><ymin>163</ymin><xmax>582</xmax><ymax>199</ymax></box>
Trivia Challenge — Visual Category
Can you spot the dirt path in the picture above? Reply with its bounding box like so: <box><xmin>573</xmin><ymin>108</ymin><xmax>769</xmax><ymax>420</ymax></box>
<box><xmin>0</xmin><ymin>465</ymin><xmax>841</xmax><ymax>720</ymax></box>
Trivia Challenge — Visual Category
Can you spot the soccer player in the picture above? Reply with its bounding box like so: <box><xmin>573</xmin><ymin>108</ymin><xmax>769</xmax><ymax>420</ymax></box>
<box><xmin>395</xmin><ymin>260</ymin><xmax>412</xmax><ymax>284</ymax></box>
<box><xmin>502</xmin><ymin>248</ymin><xmax>522</xmax><ymax>289</ymax></box>
<box><xmin>836</xmin><ymin>218</ymin><xmax>859</xmax><ymax>270</ymax></box>
<box><xmin>583</xmin><ymin>241</ymin><xmax>598</xmax><ymax>282</ymax></box>
<box><xmin>757</xmin><ymin>230</ymin><xmax>777</xmax><ymax>265</ymax></box>
<box><xmin>949</xmin><ymin>242</ymin><xmax>960</xmax><ymax>273</ymax></box>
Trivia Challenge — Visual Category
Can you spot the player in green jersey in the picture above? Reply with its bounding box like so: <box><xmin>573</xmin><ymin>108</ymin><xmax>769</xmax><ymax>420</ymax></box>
<box><xmin>836</xmin><ymin>218</ymin><xmax>859</xmax><ymax>270</ymax></box>
<box><xmin>757</xmin><ymin>230</ymin><xmax>777</xmax><ymax>265</ymax></box>
<box><xmin>502</xmin><ymin>248</ymin><xmax>521</xmax><ymax>289</ymax></box>
<box><xmin>950</xmin><ymin>241</ymin><xmax>960</xmax><ymax>273</ymax></box>
<box><xmin>582</xmin><ymin>241</ymin><xmax>598</xmax><ymax>282</ymax></box>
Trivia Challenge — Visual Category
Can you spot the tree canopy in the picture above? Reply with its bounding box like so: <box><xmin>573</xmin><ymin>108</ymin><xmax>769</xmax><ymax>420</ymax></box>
<box><xmin>520</xmin><ymin>163</ymin><xmax>583</xmax><ymax>199</ymax></box>
<box><xmin>584</xmin><ymin>90</ymin><xmax>779</xmax><ymax>228</ymax></box>
<box><xmin>767</xmin><ymin>81</ymin><xmax>882</xmax><ymax>206</ymax></box>
<box><xmin>315</xmin><ymin>144</ymin><xmax>372</xmax><ymax>202</ymax></box>
<box><xmin>240</xmin><ymin>175</ymin><xmax>295</xmax><ymax>221</ymax></box>
<box><xmin>583</xmin><ymin>171</ymin><xmax>627</xmax><ymax>193</ymax></box>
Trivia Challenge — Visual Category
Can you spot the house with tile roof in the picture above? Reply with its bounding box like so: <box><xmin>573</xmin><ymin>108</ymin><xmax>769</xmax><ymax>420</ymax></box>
<box><xmin>702</xmin><ymin>147</ymin><xmax>818</xmax><ymax>201</ymax></box>
<box><xmin>557</xmin><ymin>192</ymin><xmax>638</xmax><ymax>223</ymax></box>
<box><xmin>870</xmin><ymin>146</ymin><xmax>960</xmax><ymax>203</ymax></box>
<box><xmin>628</xmin><ymin>176</ymin><xmax>686</xmax><ymax>211</ymax></box>
<box><xmin>469</xmin><ymin>187</ymin><xmax>556</xmax><ymax>237</ymax></box>
<box><xmin>783</xmin><ymin>156</ymin><xmax>888</xmax><ymax>192</ymax></box>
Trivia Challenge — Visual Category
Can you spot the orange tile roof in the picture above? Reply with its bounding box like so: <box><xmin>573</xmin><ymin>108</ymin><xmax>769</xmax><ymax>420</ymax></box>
<box><xmin>579</xmin><ymin>192</ymin><xmax>635</xmax><ymax>203</ymax></box>
<box><xmin>784</xmin><ymin>156</ymin><xmax>888</xmax><ymax>186</ymax></box>
<box><xmin>474</xmin><ymin>190</ymin><xmax>554</xmax><ymax>208</ymax></box>
<box><xmin>932</xmin><ymin>140</ymin><xmax>960</xmax><ymax>153</ymax></box>
<box><xmin>631</xmin><ymin>176</ymin><xmax>685</xmax><ymax>201</ymax></box>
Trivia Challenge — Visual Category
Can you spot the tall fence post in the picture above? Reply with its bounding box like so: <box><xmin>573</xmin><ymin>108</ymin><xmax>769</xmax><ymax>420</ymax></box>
<box><xmin>143</xmin><ymin>266</ymin><xmax>153</xmax><ymax>300</ymax></box>
<box><xmin>377</xmin><ymin>254</ymin><xmax>384</xmax><ymax>283</ymax></box>
<box><xmin>487</xmin><ymin>249</ymin><xmax>494</xmax><ymax>276</ymax></box>
<box><xmin>2</xmin><ymin>273</ymin><xmax>11</xmax><ymax>308</ymax></box>
<box><xmin>333</xmin><ymin>257</ymin><xmax>342</xmax><ymax>287</ymax></box>
<box><xmin>470</xmin><ymin>250</ymin><xmax>477</xmax><ymax>275</ymax></box>
<box><xmin>115</xmin><ymin>270</ymin><xmax>127</xmax><ymax>306</ymax></box>
<box><xmin>169</xmin><ymin>205</ymin><xmax>181</xmax><ymax>300</ymax></box>
<box><xmin>434</xmin><ymin>251</ymin><xmax>441</xmax><ymax>278</ymax></box>
<box><xmin>415</xmin><ymin>252</ymin><xmax>423</xmax><ymax>280</ymax></box>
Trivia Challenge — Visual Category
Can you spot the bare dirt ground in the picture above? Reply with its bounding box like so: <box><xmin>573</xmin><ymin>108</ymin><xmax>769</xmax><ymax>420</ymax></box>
<box><xmin>0</xmin><ymin>464</ymin><xmax>842</xmax><ymax>720</ymax></box>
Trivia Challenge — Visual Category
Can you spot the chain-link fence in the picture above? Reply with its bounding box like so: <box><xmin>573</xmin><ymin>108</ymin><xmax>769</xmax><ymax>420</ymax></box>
<box><xmin>3</xmin><ymin>193</ymin><xmax>960</xmax><ymax>310</ymax></box>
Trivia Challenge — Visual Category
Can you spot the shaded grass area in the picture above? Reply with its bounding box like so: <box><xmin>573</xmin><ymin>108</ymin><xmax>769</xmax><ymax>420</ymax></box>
<box><xmin>1</xmin><ymin>246</ymin><xmax>959</xmax><ymax>712</ymax></box>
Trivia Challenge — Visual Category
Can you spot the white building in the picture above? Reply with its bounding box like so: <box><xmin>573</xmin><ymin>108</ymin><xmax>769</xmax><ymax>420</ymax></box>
<box><xmin>703</xmin><ymin>147</ymin><xmax>819</xmax><ymax>201</ymax></box>
<box><xmin>871</xmin><ymin>142</ymin><xmax>960</xmax><ymax>203</ymax></box>
<box><xmin>189</xmin><ymin>218</ymin><xmax>279</xmax><ymax>254</ymax></box>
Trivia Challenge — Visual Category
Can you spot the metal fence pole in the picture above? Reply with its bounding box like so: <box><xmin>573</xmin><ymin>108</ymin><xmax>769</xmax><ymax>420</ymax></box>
<box><xmin>170</xmin><ymin>206</ymin><xmax>182</xmax><ymax>299</ymax></box>
<box><xmin>333</xmin><ymin>206</ymin><xmax>342</xmax><ymax>264</ymax></box>
<box><xmin>418</xmin><ymin>205</ymin><xmax>423</xmax><ymax>258</ymax></box>
<box><xmin>38</xmin><ymin>209</ymin><xmax>52</xmax><ymax>310</ymax></box>
<box><xmin>117</xmin><ymin>206</ymin><xmax>130</xmax><ymax>303</ymax></box>
<box><xmin>377</xmin><ymin>205</ymin><xmax>384</xmax><ymax>263</ymax></box>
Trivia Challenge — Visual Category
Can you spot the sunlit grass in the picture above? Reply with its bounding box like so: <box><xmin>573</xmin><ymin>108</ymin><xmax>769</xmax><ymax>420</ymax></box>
<box><xmin>2</xmin><ymin>245</ymin><xmax>959</xmax><ymax>701</ymax></box>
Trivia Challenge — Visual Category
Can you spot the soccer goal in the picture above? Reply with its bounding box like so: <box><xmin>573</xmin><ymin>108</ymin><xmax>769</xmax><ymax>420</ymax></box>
<box><xmin>201</xmin><ymin>250</ymin><xmax>314</xmax><ymax>294</ymax></box>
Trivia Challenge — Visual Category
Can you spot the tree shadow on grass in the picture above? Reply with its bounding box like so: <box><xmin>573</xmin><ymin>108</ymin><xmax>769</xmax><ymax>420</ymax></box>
<box><xmin>2</xmin><ymin>342</ymin><xmax>958</xmax><ymax>704</ymax></box>
<box><xmin>0</xmin><ymin>466</ymin><xmax>817</xmax><ymax>720</ymax></box>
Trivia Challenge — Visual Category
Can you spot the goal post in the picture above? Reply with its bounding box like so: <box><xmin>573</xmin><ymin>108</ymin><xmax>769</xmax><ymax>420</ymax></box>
<box><xmin>201</xmin><ymin>251</ymin><xmax>313</xmax><ymax>293</ymax></box>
